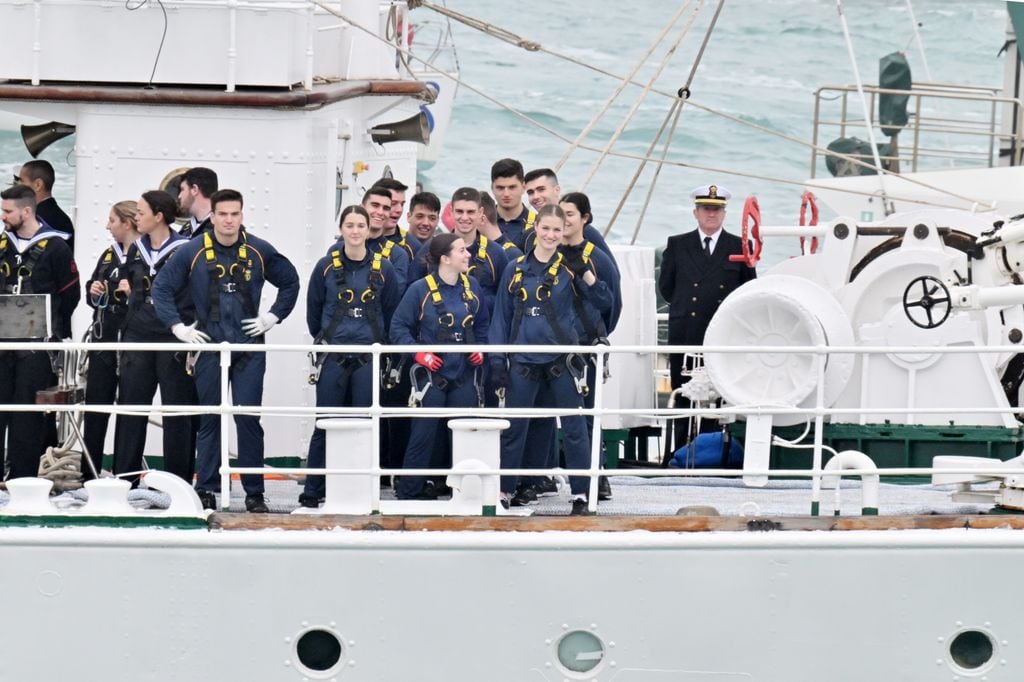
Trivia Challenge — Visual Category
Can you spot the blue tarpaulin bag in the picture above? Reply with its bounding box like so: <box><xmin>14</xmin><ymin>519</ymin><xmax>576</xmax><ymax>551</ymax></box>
<box><xmin>670</xmin><ymin>431</ymin><xmax>744</xmax><ymax>468</ymax></box>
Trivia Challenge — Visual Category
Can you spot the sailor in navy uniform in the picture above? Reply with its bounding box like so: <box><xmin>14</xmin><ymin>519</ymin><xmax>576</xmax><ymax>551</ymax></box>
<box><xmin>362</xmin><ymin>186</ymin><xmax>411</xmax><ymax>292</ymax></box>
<box><xmin>0</xmin><ymin>185</ymin><xmax>80</xmax><ymax>480</ymax></box>
<box><xmin>81</xmin><ymin>201</ymin><xmax>139</xmax><ymax>480</ymax></box>
<box><xmin>113</xmin><ymin>191</ymin><xmax>195</xmax><ymax>484</ymax></box>
<box><xmin>152</xmin><ymin>189</ymin><xmax>299</xmax><ymax>512</ymax></box>
<box><xmin>489</xmin><ymin>205</ymin><xmax>613</xmax><ymax>515</ymax></box>
<box><xmin>658</xmin><ymin>184</ymin><xmax>756</xmax><ymax>444</ymax></box>
<box><xmin>299</xmin><ymin>205</ymin><xmax>400</xmax><ymax>508</ymax></box>
<box><xmin>390</xmin><ymin>233</ymin><xmax>490</xmax><ymax>500</ymax></box>
<box><xmin>177</xmin><ymin>167</ymin><xmax>218</xmax><ymax>239</ymax></box>
<box><xmin>519</xmin><ymin>192</ymin><xmax>622</xmax><ymax>500</ymax></box>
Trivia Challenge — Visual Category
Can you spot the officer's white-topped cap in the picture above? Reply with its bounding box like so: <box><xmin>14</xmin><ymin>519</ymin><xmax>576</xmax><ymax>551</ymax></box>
<box><xmin>690</xmin><ymin>183</ymin><xmax>731</xmax><ymax>207</ymax></box>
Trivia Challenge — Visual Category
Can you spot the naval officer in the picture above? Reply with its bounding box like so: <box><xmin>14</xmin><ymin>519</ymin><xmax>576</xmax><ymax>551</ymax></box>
<box><xmin>658</xmin><ymin>184</ymin><xmax>756</xmax><ymax>445</ymax></box>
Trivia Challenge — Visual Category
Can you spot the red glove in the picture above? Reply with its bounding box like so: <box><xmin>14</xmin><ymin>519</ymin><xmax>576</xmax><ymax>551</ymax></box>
<box><xmin>468</xmin><ymin>352</ymin><xmax>484</xmax><ymax>366</ymax></box>
<box><xmin>415</xmin><ymin>352</ymin><xmax>444</xmax><ymax>372</ymax></box>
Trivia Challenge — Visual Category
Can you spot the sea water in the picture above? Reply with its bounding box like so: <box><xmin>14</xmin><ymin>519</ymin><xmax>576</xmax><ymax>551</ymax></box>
<box><xmin>0</xmin><ymin>0</ymin><xmax>1007</xmax><ymax>269</ymax></box>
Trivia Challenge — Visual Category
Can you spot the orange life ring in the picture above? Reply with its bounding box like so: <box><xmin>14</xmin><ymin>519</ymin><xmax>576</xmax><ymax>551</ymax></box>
<box><xmin>729</xmin><ymin>195</ymin><xmax>762</xmax><ymax>269</ymax></box>
<box><xmin>441</xmin><ymin>201</ymin><xmax>454</xmax><ymax>231</ymax></box>
<box><xmin>799</xmin><ymin>191</ymin><xmax>819</xmax><ymax>255</ymax></box>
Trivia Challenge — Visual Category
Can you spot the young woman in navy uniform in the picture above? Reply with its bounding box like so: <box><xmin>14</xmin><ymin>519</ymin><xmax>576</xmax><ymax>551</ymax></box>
<box><xmin>299</xmin><ymin>205</ymin><xmax>401</xmax><ymax>508</ymax></box>
<box><xmin>390</xmin><ymin>232</ymin><xmax>490</xmax><ymax>500</ymax></box>
<box><xmin>489</xmin><ymin>204</ymin><xmax>613</xmax><ymax>514</ymax></box>
<box><xmin>113</xmin><ymin>191</ymin><xmax>194</xmax><ymax>484</ymax></box>
<box><xmin>81</xmin><ymin>200</ymin><xmax>139</xmax><ymax>479</ymax></box>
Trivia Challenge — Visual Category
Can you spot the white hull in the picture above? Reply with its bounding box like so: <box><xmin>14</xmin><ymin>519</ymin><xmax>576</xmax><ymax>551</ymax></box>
<box><xmin>2</xmin><ymin>524</ymin><xmax>1019</xmax><ymax>681</ymax></box>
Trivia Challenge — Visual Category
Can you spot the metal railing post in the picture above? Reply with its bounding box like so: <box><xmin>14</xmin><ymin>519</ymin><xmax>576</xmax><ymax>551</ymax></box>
<box><xmin>219</xmin><ymin>345</ymin><xmax>232</xmax><ymax>510</ymax></box>
<box><xmin>587</xmin><ymin>347</ymin><xmax>607</xmax><ymax>512</ymax></box>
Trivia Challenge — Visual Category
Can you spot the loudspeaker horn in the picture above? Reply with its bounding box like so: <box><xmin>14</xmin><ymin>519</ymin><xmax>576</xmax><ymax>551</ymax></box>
<box><xmin>21</xmin><ymin>122</ymin><xmax>76</xmax><ymax>158</ymax></box>
<box><xmin>368</xmin><ymin>112</ymin><xmax>430</xmax><ymax>145</ymax></box>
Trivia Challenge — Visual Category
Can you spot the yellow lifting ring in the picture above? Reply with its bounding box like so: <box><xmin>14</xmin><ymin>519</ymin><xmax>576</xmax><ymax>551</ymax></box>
<box><xmin>535</xmin><ymin>285</ymin><xmax>551</xmax><ymax>301</ymax></box>
<box><xmin>517</xmin><ymin>287</ymin><xmax>528</xmax><ymax>301</ymax></box>
<box><xmin>438</xmin><ymin>312</ymin><xmax>455</xmax><ymax>328</ymax></box>
<box><xmin>339</xmin><ymin>289</ymin><xmax>355</xmax><ymax>304</ymax></box>
<box><xmin>214</xmin><ymin>263</ymin><xmax>227</xmax><ymax>279</ymax></box>
<box><xmin>361</xmin><ymin>289</ymin><xmax>375</xmax><ymax>303</ymax></box>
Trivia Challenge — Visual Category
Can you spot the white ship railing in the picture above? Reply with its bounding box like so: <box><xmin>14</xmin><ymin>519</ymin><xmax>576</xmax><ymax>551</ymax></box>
<box><xmin>2</xmin><ymin>339</ymin><xmax>1024</xmax><ymax>515</ymax></box>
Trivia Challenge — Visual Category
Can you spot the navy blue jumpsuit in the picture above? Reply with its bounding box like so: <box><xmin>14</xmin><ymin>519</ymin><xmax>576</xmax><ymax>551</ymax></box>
<box><xmin>488</xmin><ymin>252</ymin><xmax>611</xmax><ymax>497</ymax></box>
<box><xmin>303</xmin><ymin>246</ymin><xmax>400</xmax><ymax>500</ymax></box>
<box><xmin>152</xmin><ymin>230</ymin><xmax>299</xmax><ymax>496</ymax></box>
<box><xmin>390</xmin><ymin>273</ymin><xmax>490</xmax><ymax>499</ymax></box>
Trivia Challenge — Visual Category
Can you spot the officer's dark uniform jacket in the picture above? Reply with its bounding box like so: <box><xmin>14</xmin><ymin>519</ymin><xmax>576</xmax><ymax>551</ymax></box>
<box><xmin>180</xmin><ymin>214</ymin><xmax>212</xmax><ymax>239</ymax></box>
<box><xmin>390</xmin><ymin>273</ymin><xmax>490</xmax><ymax>384</ymax></box>
<box><xmin>0</xmin><ymin>223</ymin><xmax>80</xmax><ymax>338</ymax></box>
<box><xmin>658</xmin><ymin>229</ymin><xmax>756</xmax><ymax>346</ymax></box>
<box><xmin>496</xmin><ymin>205</ymin><xmax>537</xmax><ymax>251</ymax></box>
<box><xmin>560</xmin><ymin>241</ymin><xmax>622</xmax><ymax>342</ymax></box>
<box><xmin>85</xmin><ymin>242</ymin><xmax>131</xmax><ymax>341</ymax></box>
<box><xmin>36</xmin><ymin>197</ymin><xmax>75</xmax><ymax>252</ymax></box>
<box><xmin>122</xmin><ymin>233</ymin><xmax>190</xmax><ymax>341</ymax></box>
<box><xmin>489</xmin><ymin>252</ymin><xmax>612</xmax><ymax>365</ymax></box>
<box><xmin>367</xmin><ymin>234</ymin><xmax>411</xmax><ymax>293</ymax></box>
<box><xmin>152</xmin><ymin>229</ymin><xmax>300</xmax><ymax>343</ymax></box>
<box><xmin>307</xmin><ymin>245</ymin><xmax>401</xmax><ymax>346</ymax></box>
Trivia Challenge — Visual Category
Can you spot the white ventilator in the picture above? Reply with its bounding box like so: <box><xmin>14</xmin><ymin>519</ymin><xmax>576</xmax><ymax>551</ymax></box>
<box><xmin>704</xmin><ymin>275</ymin><xmax>856</xmax><ymax>485</ymax></box>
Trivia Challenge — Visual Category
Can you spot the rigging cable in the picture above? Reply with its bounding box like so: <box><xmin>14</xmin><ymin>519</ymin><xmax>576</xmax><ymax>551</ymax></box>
<box><xmin>579</xmin><ymin>2</ymin><xmax>702</xmax><ymax>191</ymax></box>
<box><xmin>553</xmin><ymin>0</ymin><xmax>695</xmax><ymax>174</ymax></box>
<box><xmin>409</xmin><ymin>0</ymin><xmax>994</xmax><ymax>211</ymax></box>
<box><xmin>313</xmin><ymin>1</ymin><xmax>994</xmax><ymax>214</ymax></box>
<box><xmin>624</xmin><ymin>0</ymin><xmax>728</xmax><ymax>245</ymax></box>
<box><xmin>836</xmin><ymin>0</ymin><xmax>894</xmax><ymax>215</ymax></box>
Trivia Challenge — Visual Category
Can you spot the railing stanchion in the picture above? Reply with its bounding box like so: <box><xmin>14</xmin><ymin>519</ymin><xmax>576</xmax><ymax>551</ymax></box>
<box><xmin>370</xmin><ymin>344</ymin><xmax>382</xmax><ymax>513</ymax></box>
<box><xmin>809</xmin><ymin>346</ymin><xmax>828</xmax><ymax>516</ymax></box>
<box><xmin>588</xmin><ymin>347</ymin><xmax>607</xmax><ymax>512</ymax></box>
<box><xmin>219</xmin><ymin>344</ymin><xmax>232</xmax><ymax>510</ymax></box>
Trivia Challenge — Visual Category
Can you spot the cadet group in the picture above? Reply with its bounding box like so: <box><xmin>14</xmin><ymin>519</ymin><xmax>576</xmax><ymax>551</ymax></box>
<box><xmin>0</xmin><ymin>158</ymin><xmax>631</xmax><ymax>516</ymax></box>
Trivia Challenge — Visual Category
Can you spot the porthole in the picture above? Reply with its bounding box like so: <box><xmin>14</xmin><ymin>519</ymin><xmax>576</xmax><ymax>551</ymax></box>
<box><xmin>293</xmin><ymin>627</ymin><xmax>345</xmax><ymax>678</ymax></box>
<box><xmin>947</xmin><ymin>628</ymin><xmax>996</xmax><ymax>675</ymax></box>
<box><xmin>555</xmin><ymin>629</ymin><xmax>605</xmax><ymax>678</ymax></box>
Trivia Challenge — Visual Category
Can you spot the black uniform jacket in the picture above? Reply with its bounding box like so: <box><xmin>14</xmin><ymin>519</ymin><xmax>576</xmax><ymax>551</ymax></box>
<box><xmin>658</xmin><ymin>229</ymin><xmax>756</xmax><ymax>346</ymax></box>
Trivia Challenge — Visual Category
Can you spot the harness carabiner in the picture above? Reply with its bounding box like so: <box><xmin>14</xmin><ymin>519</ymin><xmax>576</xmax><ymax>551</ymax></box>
<box><xmin>339</xmin><ymin>289</ymin><xmax>355</xmax><ymax>304</ymax></box>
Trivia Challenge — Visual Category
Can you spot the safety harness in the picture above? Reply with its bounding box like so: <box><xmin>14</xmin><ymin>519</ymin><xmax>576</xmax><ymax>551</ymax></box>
<box><xmin>566</xmin><ymin>242</ymin><xmax>609</xmax><ymax>344</ymax></box>
<box><xmin>201</xmin><ymin>231</ymin><xmax>256</xmax><ymax>323</ymax></box>
<box><xmin>507</xmin><ymin>252</ymin><xmax>572</xmax><ymax>346</ymax></box>
<box><xmin>0</xmin><ymin>232</ymin><xmax>50</xmax><ymax>295</ymax></box>
<box><xmin>423</xmin><ymin>273</ymin><xmax>477</xmax><ymax>344</ymax></box>
<box><xmin>308</xmin><ymin>249</ymin><xmax>386</xmax><ymax>384</ymax></box>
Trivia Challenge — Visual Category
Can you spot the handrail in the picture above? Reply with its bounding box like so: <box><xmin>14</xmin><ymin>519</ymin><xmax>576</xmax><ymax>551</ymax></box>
<box><xmin>810</xmin><ymin>82</ymin><xmax>1024</xmax><ymax>176</ymax></box>
<box><xmin>3</xmin><ymin>339</ymin><xmax>1024</xmax><ymax>516</ymax></box>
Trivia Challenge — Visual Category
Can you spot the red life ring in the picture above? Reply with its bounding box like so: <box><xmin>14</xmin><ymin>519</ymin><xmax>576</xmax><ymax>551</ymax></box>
<box><xmin>799</xmin><ymin>191</ymin><xmax>819</xmax><ymax>255</ymax></box>
<box><xmin>729</xmin><ymin>195</ymin><xmax>762</xmax><ymax>269</ymax></box>
<box><xmin>441</xmin><ymin>201</ymin><xmax>454</xmax><ymax>231</ymax></box>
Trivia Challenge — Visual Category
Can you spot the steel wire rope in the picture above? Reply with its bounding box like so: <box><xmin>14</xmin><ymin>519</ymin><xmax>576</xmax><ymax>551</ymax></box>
<box><xmin>622</xmin><ymin>0</ymin><xmax>727</xmax><ymax>244</ymax></box>
<box><xmin>578</xmin><ymin>2</ymin><xmax>703</xmax><ymax>192</ymax></box>
<box><xmin>552</xmin><ymin>0</ymin><xmax>696</xmax><ymax>174</ymax></box>
<box><xmin>408</xmin><ymin>0</ymin><xmax>997</xmax><ymax>211</ymax></box>
<box><xmin>310</xmin><ymin>1</ymin><xmax>991</xmax><ymax>214</ymax></box>
<box><xmin>124</xmin><ymin>0</ymin><xmax>168</xmax><ymax>88</ymax></box>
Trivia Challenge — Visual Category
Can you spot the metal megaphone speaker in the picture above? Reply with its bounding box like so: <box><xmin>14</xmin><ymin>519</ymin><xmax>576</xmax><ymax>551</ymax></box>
<box><xmin>368</xmin><ymin>112</ymin><xmax>430</xmax><ymax>145</ymax></box>
<box><xmin>21</xmin><ymin>121</ymin><xmax>76</xmax><ymax>158</ymax></box>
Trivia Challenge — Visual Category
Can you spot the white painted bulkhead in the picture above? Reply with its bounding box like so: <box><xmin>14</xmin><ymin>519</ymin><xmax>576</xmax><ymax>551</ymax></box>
<box><xmin>14</xmin><ymin>98</ymin><xmax>424</xmax><ymax>459</ymax></box>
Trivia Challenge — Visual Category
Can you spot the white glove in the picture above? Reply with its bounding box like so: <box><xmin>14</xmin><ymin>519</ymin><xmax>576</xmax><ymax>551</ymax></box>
<box><xmin>172</xmin><ymin>322</ymin><xmax>211</xmax><ymax>344</ymax></box>
<box><xmin>240</xmin><ymin>312</ymin><xmax>279</xmax><ymax>338</ymax></box>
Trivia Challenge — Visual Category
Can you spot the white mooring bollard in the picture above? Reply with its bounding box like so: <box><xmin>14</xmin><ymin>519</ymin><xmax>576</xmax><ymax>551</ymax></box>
<box><xmin>447</xmin><ymin>419</ymin><xmax>510</xmax><ymax>516</ymax></box>
<box><xmin>307</xmin><ymin>418</ymin><xmax>375</xmax><ymax>515</ymax></box>
<box><xmin>1</xmin><ymin>478</ymin><xmax>55</xmax><ymax>515</ymax></box>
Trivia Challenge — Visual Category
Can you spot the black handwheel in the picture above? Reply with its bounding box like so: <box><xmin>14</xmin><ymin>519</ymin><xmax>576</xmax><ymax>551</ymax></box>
<box><xmin>902</xmin><ymin>275</ymin><xmax>952</xmax><ymax>329</ymax></box>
